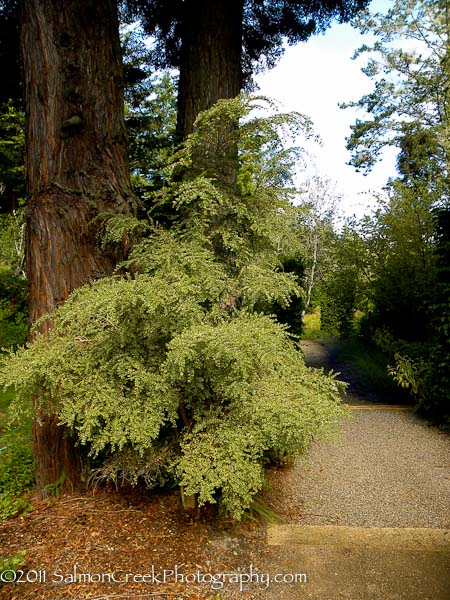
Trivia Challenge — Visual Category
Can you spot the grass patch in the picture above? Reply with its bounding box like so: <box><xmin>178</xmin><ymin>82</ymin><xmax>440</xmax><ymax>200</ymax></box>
<box><xmin>301</xmin><ymin>307</ymin><xmax>321</xmax><ymax>340</ymax></box>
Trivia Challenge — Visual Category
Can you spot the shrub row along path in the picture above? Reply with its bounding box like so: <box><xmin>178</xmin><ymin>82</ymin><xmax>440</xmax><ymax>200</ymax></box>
<box><xmin>257</xmin><ymin>339</ymin><xmax>450</xmax><ymax>600</ymax></box>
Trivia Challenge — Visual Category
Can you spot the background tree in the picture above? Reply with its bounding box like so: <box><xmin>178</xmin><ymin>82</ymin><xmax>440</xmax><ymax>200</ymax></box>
<box><xmin>426</xmin><ymin>208</ymin><xmax>450</xmax><ymax>420</ymax></box>
<box><xmin>0</xmin><ymin>27</ymin><xmax>28</xmax><ymax>370</ymax></box>
<box><xmin>0</xmin><ymin>100</ymin><xmax>24</xmax><ymax>214</ymax></box>
<box><xmin>121</xmin><ymin>25</ymin><xmax>177</xmax><ymax>195</ymax></box>
<box><xmin>0</xmin><ymin>206</ymin><xmax>27</xmax><ymax>352</ymax></box>
<box><xmin>340</xmin><ymin>0</ymin><xmax>450</xmax><ymax>422</ymax></box>
<box><xmin>342</xmin><ymin>0</ymin><xmax>449</xmax><ymax>187</ymax></box>
<box><xmin>124</xmin><ymin>0</ymin><xmax>371</xmax><ymax>139</ymax></box>
<box><xmin>0</xmin><ymin>99</ymin><xmax>25</xmax><ymax>276</ymax></box>
<box><xmin>363</xmin><ymin>186</ymin><xmax>436</xmax><ymax>341</ymax></box>
<box><xmin>319</xmin><ymin>225</ymin><xmax>367</xmax><ymax>338</ymax></box>
<box><xmin>296</xmin><ymin>175</ymin><xmax>340</xmax><ymax>317</ymax></box>
<box><xmin>20</xmin><ymin>0</ymin><xmax>136</xmax><ymax>493</ymax></box>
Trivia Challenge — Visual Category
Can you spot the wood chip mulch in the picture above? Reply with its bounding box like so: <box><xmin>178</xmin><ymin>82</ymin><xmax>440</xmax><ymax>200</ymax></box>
<box><xmin>0</xmin><ymin>485</ymin><xmax>276</xmax><ymax>600</ymax></box>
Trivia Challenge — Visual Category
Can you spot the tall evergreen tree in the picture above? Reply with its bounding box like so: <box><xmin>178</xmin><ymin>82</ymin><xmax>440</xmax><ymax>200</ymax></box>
<box><xmin>123</xmin><ymin>0</ymin><xmax>370</xmax><ymax>139</ymax></box>
<box><xmin>20</xmin><ymin>0</ymin><xmax>136</xmax><ymax>494</ymax></box>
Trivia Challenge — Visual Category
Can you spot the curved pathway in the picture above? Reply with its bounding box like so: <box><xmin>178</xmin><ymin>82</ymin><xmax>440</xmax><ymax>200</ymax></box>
<box><xmin>257</xmin><ymin>340</ymin><xmax>450</xmax><ymax>600</ymax></box>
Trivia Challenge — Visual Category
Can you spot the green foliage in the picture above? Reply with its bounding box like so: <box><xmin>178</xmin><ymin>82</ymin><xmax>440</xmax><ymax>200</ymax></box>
<box><xmin>318</xmin><ymin>227</ymin><xmax>366</xmax><ymax>339</ymax></box>
<box><xmin>333</xmin><ymin>192</ymin><xmax>449</xmax><ymax>421</ymax></box>
<box><xmin>340</xmin><ymin>0</ymin><xmax>450</xmax><ymax>424</ymax></box>
<box><xmin>327</xmin><ymin>0</ymin><xmax>450</xmax><ymax>423</ymax></box>
<box><xmin>0</xmin><ymin>423</ymin><xmax>34</xmax><ymax>519</ymax></box>
<box><xmin>364</xmin><ymin>187</ymin><xmax>437</xmax><ymax>341</ymax></box>
<box><xmin>0</xmin><ymin>210</ymin><xmax>27</xmax><ymax>352</ymax></box>
<box><xmin>338</xmin><ymin>191</ymin><xmax>448</xmax><ymax>422</ymax></box>
<box><xmin>387</xmin><ymin>348</ymin><xmax>449</xmax><ymax>426</ymax></box>
<box><xmin>121</xmin><ymin>25</ymin><xmax>177</xmax><ymax>194</ymax></box>
<box><xmin>44</xmin><ymin>470</ymin><xmax>66</xmax><ymax>499</ymax></box>
<box><xmin>343</xmin><ymin>0</ymin><xmax>449</xmax><ymax>183</ymax></box>
<box><xmin>388</xmin><ymin>354</ymin><xmax>426</xmax><ymax>397</ymax></box>
<box><xmin>96</xmin><ymin>213</ymin><xmax>150</xmax><ymax>252</ymax></box>
<box><xmin>244</xmin><ymin>497</ymin><xmax>284</xmax><ymax>524</ymax></box>
<box><xmin>0</xmin><ymin>96</ymin><xmax>347</xmax><ymax>519</ymax></box>
<box><xmin>0</xmin><ymin>210</ymin><xmax>25</xmax><ymax>271</ymax></box>
<box><xmin>0</xmin><ymin>551</ymin><xmax>26</xmax><ymax>585</ymax></box>
<box><xmin>386</xmin><ymin>208</ymin><xmax>450</xmax><ymax>425</ymax></box>
<box><xmin>0</xmin><ymin>311</ymin><xmax>27</xmax><ymax>352</ymax></box>
<box><xmin>0</xmin><ymin>266</ymin><xmax>27</xmax><ymax>350</ymax></box>
<box><xmin>0</xmin><ymin>495</ymin><xmax>30</xmax><ymax>521</ymax></box>
<box><xmin>0</xmin><ymin>385</ymin><xmax>15</xmax><ymax>414</ymax></box>
<box><xmin>320</xmin><ymin>269</ymin><xmax>357</xmax><ymax>338</ymax></box>
<box><xmin>425</xmin><ymin>208</ymin><xmax>450</xmax><ymax>423</ymax></box>
<box><xmin>0</xmin><ymin>99</ymin><xmax>25</xmax><ymax>213</ymax></box>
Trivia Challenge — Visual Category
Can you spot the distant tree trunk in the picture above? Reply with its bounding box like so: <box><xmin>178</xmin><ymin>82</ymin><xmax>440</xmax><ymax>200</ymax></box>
<box><xmin>177</xmin><ymin>0</ymin><xmax>244</xmax><ymax>140</ymax></box>
<box><xmin>20</xmin><ymin>0</ymin><xmax>135</xmax><ymax>495</ymax></box>
<box><xmin>302</xmin><ymin>228</ymin><xmax>319</xmax><ymax>318</ymax></box>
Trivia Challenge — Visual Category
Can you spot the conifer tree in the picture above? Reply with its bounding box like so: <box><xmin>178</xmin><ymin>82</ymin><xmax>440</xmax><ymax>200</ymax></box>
<box><xmin>20</xmin><ymin>0</ymin><xmax>136</xmax><ymax>493</ymax></box>
<box><xmin>124</xmin><ymin>0</ymin><xmax>370</xmax><ymax>139</ymax></box>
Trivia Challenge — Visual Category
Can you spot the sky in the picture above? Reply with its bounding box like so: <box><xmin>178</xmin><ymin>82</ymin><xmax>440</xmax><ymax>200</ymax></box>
<box><xmin>255</xmin><ymin>0</ymin><xmax>397</xmax><ymax>218</ymax></box>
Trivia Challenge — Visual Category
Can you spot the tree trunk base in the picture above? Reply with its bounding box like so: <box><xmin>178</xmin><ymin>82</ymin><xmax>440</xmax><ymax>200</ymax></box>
<box><xmin>33</xmin><ymin>415</ymin><xmax>83</xmax><ymax>498</ymax></box>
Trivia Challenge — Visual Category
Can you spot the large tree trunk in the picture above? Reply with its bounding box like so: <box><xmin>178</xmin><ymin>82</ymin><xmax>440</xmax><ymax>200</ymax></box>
<box><xmin>177</xmin><ymin>0</ymin><xmax>244</xmax><ymax>141</ymax></box>
<box><xmin>20</xmin><ymin>0</ymin><xmax>135</xmax><ymax>495</ymax></box>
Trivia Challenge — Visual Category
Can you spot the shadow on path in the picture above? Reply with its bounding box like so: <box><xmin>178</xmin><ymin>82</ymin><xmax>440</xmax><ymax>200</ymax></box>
<box><xmin>300</xmin><ymin>338</ymin><xmax>407</xmax><ymax>405</ymax></box>
<box><xmin>251</xmin><ymin>338</ymin><xmax>450</xmax><ymax>600</ymax></box>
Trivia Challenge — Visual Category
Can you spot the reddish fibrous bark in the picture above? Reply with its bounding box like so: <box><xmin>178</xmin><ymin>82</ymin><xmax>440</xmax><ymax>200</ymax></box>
<box><xmin>20</xmin><ymin>0</ymin><xmax>135</xmax><ymax>494</ymax></box>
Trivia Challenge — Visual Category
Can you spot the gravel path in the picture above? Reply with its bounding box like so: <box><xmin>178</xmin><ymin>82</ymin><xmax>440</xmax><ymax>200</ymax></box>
<box><xmin>252</xmin><ymin>340</ymin><xmax>450</xmax><ymax>600</ymax></box>
<box><xmin>271</xmin><ymin>340</ymin><xmax>450</xmax><ymax>529</ymax></box>
<box><xmin>269</xmin><ymin>408</ymin><xmax>450</xmax><ymax>528</ymax></box>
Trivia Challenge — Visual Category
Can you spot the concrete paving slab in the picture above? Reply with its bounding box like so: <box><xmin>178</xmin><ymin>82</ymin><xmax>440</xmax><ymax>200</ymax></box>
<box><xmin>268</xmin><ymin>524</ymin><xmax>450</xmax><ymax>552</ymax></box>
<box><xmin>260</xmin><ymin>542</ymin><xmax>450</xmax><ymax>599</ymax></box>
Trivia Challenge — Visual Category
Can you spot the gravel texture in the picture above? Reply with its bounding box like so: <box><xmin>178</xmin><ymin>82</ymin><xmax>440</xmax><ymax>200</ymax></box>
<box><xmin>254</xmin><ymin>340</ymin><xmax>450</xmax><ymax>599</ymax></box>
<box><xmin>270</xmin><ymin>408</ymin><xmax>450</xmax><ymax>528</ymax></box>
<box><xmin>273</xmin><ymin>341</ymin><xmax>450</xmax><ymax>529</ymax></box>
<box><xmin>266</xmin><ymin>341</ymin><xmax>450</xmax><ymax>529</ymax></box>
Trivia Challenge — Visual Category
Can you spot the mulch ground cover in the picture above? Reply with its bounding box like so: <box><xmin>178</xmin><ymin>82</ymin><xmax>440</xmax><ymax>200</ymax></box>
<box><xmin>0</xmin><ymin>485</ymin><xmax>276</xmax><ymax>600</ymax></box>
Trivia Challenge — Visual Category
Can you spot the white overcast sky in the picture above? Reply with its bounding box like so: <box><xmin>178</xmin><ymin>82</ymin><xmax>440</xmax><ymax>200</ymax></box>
<box><xmin>255</xmin><ymin>0</ymin><xmax>396</xmax><ymax>218</ymax></box>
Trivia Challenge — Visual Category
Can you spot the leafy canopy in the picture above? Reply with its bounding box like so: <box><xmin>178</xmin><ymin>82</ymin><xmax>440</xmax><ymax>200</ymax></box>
<box><xmin>342</xmin><ymin>0</ymin><xmax>450</xmax><ymax>184</ymax></box>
